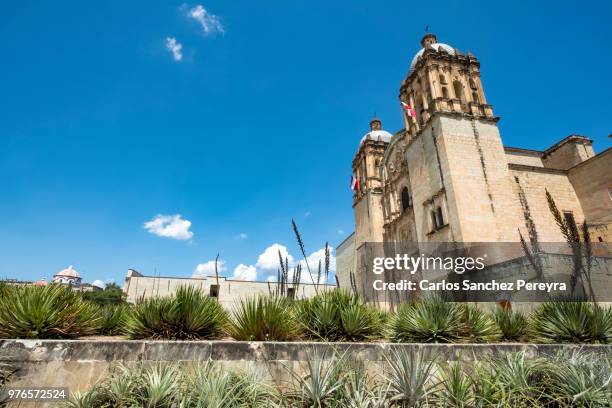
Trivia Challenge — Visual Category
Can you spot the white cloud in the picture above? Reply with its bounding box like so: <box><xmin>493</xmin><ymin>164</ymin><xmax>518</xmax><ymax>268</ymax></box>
<box><xmin>298</xmin><ymin>246</ymin><xmax>336</xmax><ymax>284</ymax></box>
<box><xmin>165</xmin><ymin>37</ymin><xmax>183</xmax><ymax>61</ymax></box>
<box><xmin>235</xmin><ymin>232</ymin><xmax>248</xmax><ymax>240</ymax></box>
<box><xmin>233</xmin><ymin>264</ymin><xmax>257</xmax><ymax>281</ymax></box>
<box><xmin>251</xmin><ymin>243</ymin><xmax>335</xmax><ymax>284</ymax></box>
<box><xmin>256</xmin><ymin>243</ymin><xmax>294</xmax><ymax>277</ymax></box>
<box><xmin>304</xmin><ymin>211</ymin><xmax>311</xmax><ymax>218</ymax></box>
<box><xmin>144</xmin><ymin>214</ymin><xmax>193</xmax><ymax>240</ymax></box>
<box><xmin>337</xmin><ymin>229</ymin><xmax>345</xmax><ymax>235</ymax></box>
<box><xmin>193</xmin><ymin>259</ymin><xmax>226</xmax><ymax>278</ymax></box>
<box><xmin>187</xmin><ymin>5</ymin><xmax>224</xmax><ymax>35</ymax></box>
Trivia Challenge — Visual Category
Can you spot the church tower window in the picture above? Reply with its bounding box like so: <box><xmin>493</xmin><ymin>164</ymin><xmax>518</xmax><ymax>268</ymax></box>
<box><xmin>439</xmin><ymin>74</ymin><xmax>447</xmax><ymax>85</ymax></box>
<box><xmin>453</xmin><ymin>80</ymin><xmax>464</xmax><ymax>101</ymax></box>
<box><xmin>469</xmin><ymin>78</ymin><xmax>477</xmax><ymax>90</ymax></box>
<box><xmin>442</xmin><ymin>87</ymin><xmax>449</xmax><ymax>98</ymax></box>
<box><xmin>401</xmin><ymin>187</ymin><xmax>411</xmax><ymax>212</ymax></box>
<box><xmin>472</xmin><ymin>91</ymin><xmax>480</xmax><ymax>103</ymax></box>
<box><xmin>431</xmin><ymin>206</ymin><xmax>445</xmax><ymax>230</ymax></box>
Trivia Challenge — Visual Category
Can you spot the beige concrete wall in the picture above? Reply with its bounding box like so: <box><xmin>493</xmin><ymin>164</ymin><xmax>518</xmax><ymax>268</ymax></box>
<box><xmin>124</xmin><ymin>275</ymin><xmax>333</xmax><ymax>310</ymax></box>
<box><xmin>335</xmin><ymin>233</ymin><xmax>355</xmax><ymax>289</ymax></box>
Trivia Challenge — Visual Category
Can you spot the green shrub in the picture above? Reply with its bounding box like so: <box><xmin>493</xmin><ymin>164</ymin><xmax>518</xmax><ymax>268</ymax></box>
<box><xmin>229</xmin><ymin>295</ymin><xmax>296</xmax><ymax>341</ymax></box>
<box><xmin>494</xmin><ymin>307</ymin><xmax>528</xmax><ymax>341</ymax></box>
<box><xmin>295</xmin><ymin>289</ymin><xmax>380</xmax><ymax>341</ymax></box>
<box><xmin>98</xmin><ymin>304</ymin><xmax>131</xmax><ymax>336</ymax></box>
<box><xmin>0</xmin><ymin>284</ymin><xmax>102</xmax><ymax>339</ymax></box>
<box><xmin>124</xmin><ymin>285</ymin><xmax>228</xmax><ymax>340</ymax></box>
<box><xmin>388</xmin><ymin>297</ymin><xmax>464</xmax><ymax>343</ymax></box>
<box><xmin>529</xmin><ymin>301</ymin><xmax>611</xmax><ymax>343</ymax></box>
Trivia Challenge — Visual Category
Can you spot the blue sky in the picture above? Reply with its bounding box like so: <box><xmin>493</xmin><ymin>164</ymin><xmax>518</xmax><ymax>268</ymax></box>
<box><xmin>1</xmin><ymin>0</ymin><xmax>610</xmax><ymax>285</ymax></box>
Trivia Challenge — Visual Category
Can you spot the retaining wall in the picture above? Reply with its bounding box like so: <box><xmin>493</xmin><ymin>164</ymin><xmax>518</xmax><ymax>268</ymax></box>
<box><xmin>1</xmin><ymin>340</ymin><xmax>611</xmax><ymax>407</ymax></box>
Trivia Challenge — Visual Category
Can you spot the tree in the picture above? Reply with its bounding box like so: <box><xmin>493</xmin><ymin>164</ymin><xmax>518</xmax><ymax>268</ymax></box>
<box><xmin>83</xmin><ymin>283</ymin><xmax>127</xmax><ymax>306</ymax></box>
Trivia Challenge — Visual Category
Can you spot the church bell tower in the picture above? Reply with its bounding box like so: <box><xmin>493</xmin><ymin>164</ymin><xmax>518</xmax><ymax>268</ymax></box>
<box><xmin>399</xmin><ymin>33</ymin><xmax>522</xmax><ymax>242</ymax></box>
<box><xmin>352</xmin><ymin>117</ymin><xmax>392</xmax><ymax>249</ymax></box>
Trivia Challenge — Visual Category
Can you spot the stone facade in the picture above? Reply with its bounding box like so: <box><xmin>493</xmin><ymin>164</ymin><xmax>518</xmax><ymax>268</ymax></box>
<box><xmin>123</xmin><ymin>269</ymin><xmax>332</xmax><ymax>309</ymax></box>
<box><xmin>337</xmin><ymin>33</ymin><xmax>611</xmax><ymax>290</ymax></box>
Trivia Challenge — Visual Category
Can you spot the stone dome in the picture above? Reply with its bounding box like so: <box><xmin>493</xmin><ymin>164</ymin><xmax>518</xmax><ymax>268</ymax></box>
<box><xmin>359</xmin><ymin>117</ymin><xmax>392</xmax><ymax>148</ymax></box>
<box><xmin>409</xmin><ymin>33</ymin><xmax>455</xmax><ymax>74</ymax></box>
<box><xmin>55</xmin><ymin>265</ymin><xmax>80</xmax><ymax>278</ymax></box>
<box><xmin>360</xmin><ymin>130</ymin><xmax>393</xmax><ymax>146</ymax></box>
<box><xmin>91</xmin><ymin>279</ymin><xmax>106</xmax><ymax>290</ymax></box>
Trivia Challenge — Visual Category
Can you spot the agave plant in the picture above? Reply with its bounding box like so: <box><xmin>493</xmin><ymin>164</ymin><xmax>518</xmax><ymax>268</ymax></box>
<box><xmin>460</xmin><ymin>304</ymin><xmax>501</xmax><ymax>343</ymax></box>
<box><xmin>98</xmin><ymin>304</ymin><xmax>131</xmax><ymax>336</ymax></box>
<box><xmin>343</xmin><ymin>367</ymin><xmax>388</xmax><ymax>408</ymax></box>
<box><xmin>437</xmin><ymin>362</ymin><xmax>474</xmax><ymax>407</ymax></box>
<box><xmin>529</xmin><ymin>301</ymin><xmax>597</xmax><ymax>343</ymax></box>
<box><xmin>590</xmin><ymin>305</ymin><xmax>612</xmax><ymax>344</ymax></box>
<box><xmin>0</xmin><ymin>284</ymin><xmax>102</xmax><ymax>339</ymax></box>
<box><xmin>229</xmin><ymin>295</ymin><xmax>297</xmax><ymax>341</ymax></box>
<box><xmin>494</xmin><ymin>307</ymin><xmax>528</xmax><ymax>342</ymax></box>
<box><xmin>284</xmin><ymin>349</ymin><xmax>349</xmax><ymax>407</ymax></box>
<box><xmin>125</xmin><ymin>285</ymin><xmax>228</xmax><ymax>340</ymax></box>
<box><xmin>489</xmin><ymin>351</ymin><xmax>549</xmax><ymax>406</ymax></box>
<box><xmin>546</xmin><ymin>350</ymin><xmax>612</xmax><ymax>407</ymax></box>
<box><xmin>388</xmin><ymin>297</ymin><xmax>464</xmax><ymax>343</ymax></box>
<box><xmin>384</xmin><ymin>347</ymin><xmax>437</xmax><ymax>407</ymax></box>
<box><xmin>137</xmin><ymin>364</ymin><xmax>181</xmax><ymax>408</ymax></box>
<box><xmin>296</xmin><ymin>289</ymin><xmax>380</xmax><ymax>341</ymax></box>
<box><xmin>182</xmin><ymin>362</ymin><xmax>276</xmax><ymax>407</ymax></box>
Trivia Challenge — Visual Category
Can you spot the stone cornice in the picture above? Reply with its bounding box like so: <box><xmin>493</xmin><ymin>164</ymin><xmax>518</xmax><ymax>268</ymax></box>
<box><xmin>508</xmin><ymin>163</ymin><xmax>568</xmax><ymax>175</ymax></box>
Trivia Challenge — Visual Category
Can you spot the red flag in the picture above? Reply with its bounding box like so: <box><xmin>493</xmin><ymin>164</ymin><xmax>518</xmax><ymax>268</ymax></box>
<box><xmin>401</xmin><ymin>101</ymin><xmax>416</xmax><ymax>118</ymax></box>
<box><xmin>350</xmin><ymin>175</ymin><xmax>359</xmax><ymax>192</ymax></box>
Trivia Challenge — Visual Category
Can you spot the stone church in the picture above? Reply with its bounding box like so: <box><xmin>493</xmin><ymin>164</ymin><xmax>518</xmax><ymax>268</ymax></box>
<box><xmin>336</xmin><ymin>33</ymin><xmax>611</xmax><ymax>294</ymax></box>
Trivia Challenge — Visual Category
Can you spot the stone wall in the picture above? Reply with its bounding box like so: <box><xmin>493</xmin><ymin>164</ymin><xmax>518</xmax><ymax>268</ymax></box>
<box><xmin>568</xmin><ymin>148</ymin><xmax>612</xmax><ymax>241</ymax></box>
<box><xmin>511</xmin><ymin>167</ymin><xmax>585</xmax><ymax>242</ymax></box>
<box><xmin>2</xmin><ymin>339</ymin><xmax>611</xmax><ymax>407</ymax></box>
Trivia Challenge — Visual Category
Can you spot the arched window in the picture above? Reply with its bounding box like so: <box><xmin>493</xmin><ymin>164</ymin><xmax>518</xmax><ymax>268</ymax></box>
<box><xmin>439</xmin><ymin>74</ymin><xmax>447</xmax><ymax>84</ymax></box>
<box><xmin>453</xmin><ymin>80</ymin><xmax>464</xmax><ymax>101</ymax></box>
<box><xmin>472</xmin><ymin>92</ymin><xmax>480</xmax><ymax>103</ymax></box>
<box><xmin>401</xmin><ymin>187</ymin><xmax>411</xmax><ymax>212</ymax></box>
<box><xmin>469</xmin><ymin>78</ymin><xmax>477</xmax><ymax>90</ymax></box>
<box><xmin>442</xmin><ymin>87</ymin><xmax>449</xmax><ymax>98</ymax></box>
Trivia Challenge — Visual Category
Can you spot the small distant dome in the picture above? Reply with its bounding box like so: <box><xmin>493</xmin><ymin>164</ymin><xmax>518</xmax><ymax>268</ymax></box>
<box><xmin>91</xmin><ymin>280</ymin><xmax>106</xmax><ymax>290</ymax></box>
<box><xmin>359</xmin><ymin>117</ymin><xmax>393</xmax><ymax>147</ymax></box>
<box><xmin>52</xmin><ymin>265</ymin><xmax>82</xmax><ymax>285</ymax></box>
<box><xmin>409</xmin><ymin>33</ymin><xmax>455</xmax><ymax>75</ymax></box>
<box><xmin>55</xmin><ymin>265</ymin><xmax>80</xmax><ymax>278</ymax></box>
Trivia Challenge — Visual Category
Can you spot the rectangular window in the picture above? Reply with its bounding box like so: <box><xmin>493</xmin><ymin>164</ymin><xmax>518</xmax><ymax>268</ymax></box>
<box><xmin>287</xmin><ymin>287</ymin><xmax>296</xmax><ymax>300</ymax></box>
<box><xmin>436</xmin><ymin>207</ymin><xmax>444</xmax><ymax>228</ymax></box>
<box><xmin>563</xmin><ymin>211</ymin><xmax>576</xmax><ymax>228</ymax></box>
<box><xmin>209</xmin><ymin>284</ymin><xmax>219</xmax><ymax>298</ymax></box>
